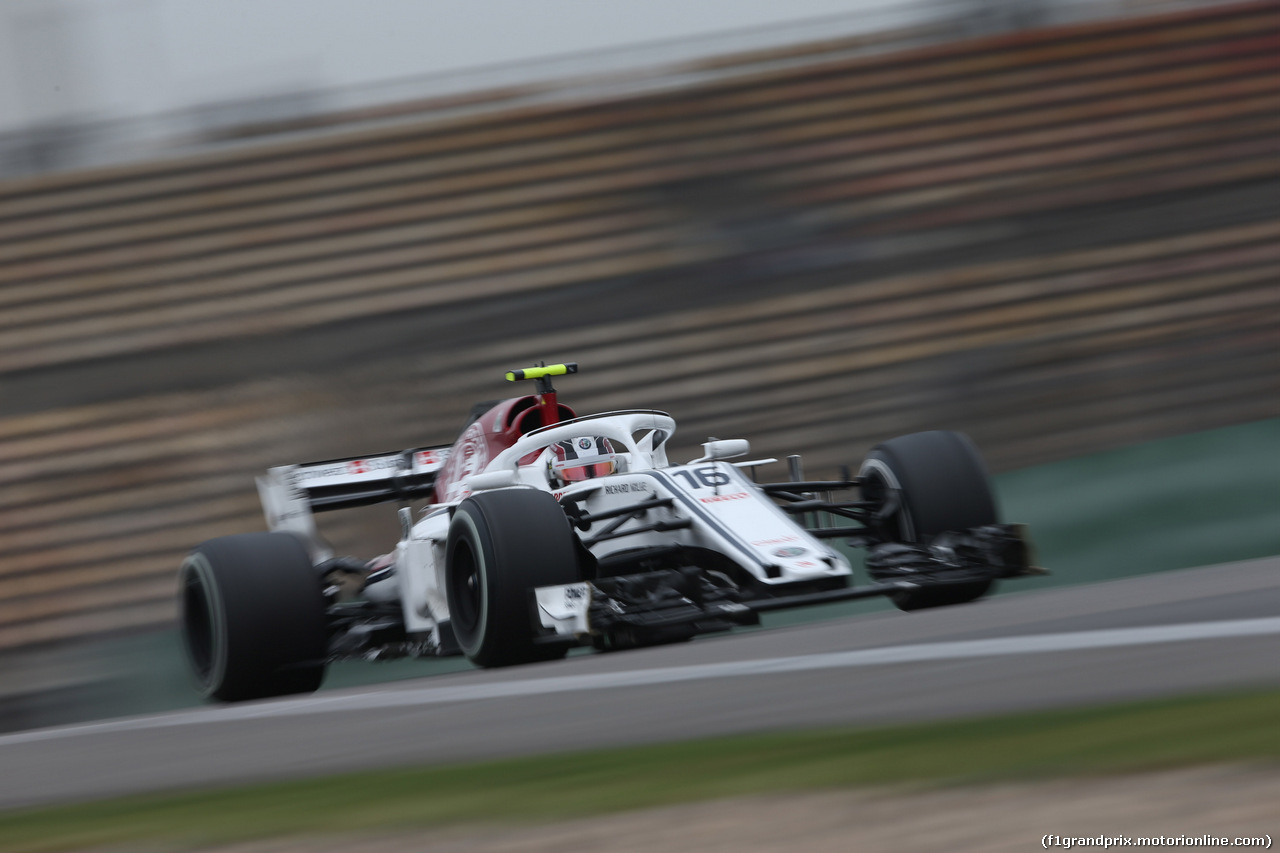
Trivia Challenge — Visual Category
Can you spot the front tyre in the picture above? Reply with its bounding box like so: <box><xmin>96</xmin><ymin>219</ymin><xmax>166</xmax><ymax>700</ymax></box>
<box><xmin>180</xmin><ymin>532</ymin><xmax>328</xmax><ymax>702</ymax></box>
<box><xmin>445</xmin><ymin>489</ymin><xmax>581</xmax><ymax>667</ymax></box>
<box><xmin>860</xmin><ymin>430</ymin><xmax>999</xmax><ymax>610</ymax></box>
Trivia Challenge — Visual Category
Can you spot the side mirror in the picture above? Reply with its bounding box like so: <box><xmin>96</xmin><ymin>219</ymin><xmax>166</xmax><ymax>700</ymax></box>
<box><xmin>691</xmin><ymin>439</ymin><xmax>750</xmax><ymax>463</ymax></box>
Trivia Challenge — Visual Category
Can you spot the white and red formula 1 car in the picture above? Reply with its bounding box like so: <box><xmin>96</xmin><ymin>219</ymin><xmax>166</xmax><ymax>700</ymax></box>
<box><xmin>180</xmin><ymin>363</ymin><xmax>1042</xmax><ymax>701</ymax></box>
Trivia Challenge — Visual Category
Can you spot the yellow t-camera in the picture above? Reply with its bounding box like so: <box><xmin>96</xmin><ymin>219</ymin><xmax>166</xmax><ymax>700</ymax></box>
<box><xmin>505</xmin><ymin>363</ymin><xmax>579</xmax><ymax>382</ymax></box>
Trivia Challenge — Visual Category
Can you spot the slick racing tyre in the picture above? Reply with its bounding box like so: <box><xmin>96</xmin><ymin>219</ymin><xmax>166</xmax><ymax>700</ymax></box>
<box><xmin>859</xmin><ymin>430</ymin><xmax>999</xmax><ymax>611</ymax></box>
<box><xmin>446</xmin><ymin>488</ymin><xmax>581</xmax><ymax>667</ymax></box>
<box><xmin>180</xmin><ymin>532</ymin><xmax>327</xmax><ymax>702</ymax></box>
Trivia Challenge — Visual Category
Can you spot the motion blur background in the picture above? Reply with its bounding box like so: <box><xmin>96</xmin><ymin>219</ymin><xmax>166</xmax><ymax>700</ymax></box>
<box><xmin>0</xmin><ymin>0</ymin><xmax>1277</xmax><ymax>731</ymax></box>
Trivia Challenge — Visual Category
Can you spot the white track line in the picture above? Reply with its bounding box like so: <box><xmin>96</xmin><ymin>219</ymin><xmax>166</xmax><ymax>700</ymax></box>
<box><xmin>4</xmin><ymin>616</ymin><xmax>1279</xmax><ymax>747</ymax></box>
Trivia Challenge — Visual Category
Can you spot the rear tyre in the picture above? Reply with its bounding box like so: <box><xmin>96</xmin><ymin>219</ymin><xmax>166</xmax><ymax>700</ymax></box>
<box><xmin>859</xmin><ymin>430</ymin><xmax>998</xmax><ymax>610</ymax></box>
<box><xmin>180</xmin><ymin>532</ymin><xmax>327</xmax><ymax>702</ymax></box>
<box><xmin>446</xmin><ymin>489</ymin><xmax>581</xmax><ymax>667</ymax></box>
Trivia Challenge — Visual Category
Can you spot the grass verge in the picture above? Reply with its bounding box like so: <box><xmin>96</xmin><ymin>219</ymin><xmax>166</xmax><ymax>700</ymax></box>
<box><xmin>3</xmin><ymin>687</ymin><xmax>1279</xmax><ymax>852</ymax></box>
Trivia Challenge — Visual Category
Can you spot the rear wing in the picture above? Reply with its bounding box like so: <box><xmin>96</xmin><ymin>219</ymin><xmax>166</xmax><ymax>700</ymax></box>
<box><xmin>256</xmin><ymin>446</ymin><xmax>451</xmax><ymax>548</ymax></box>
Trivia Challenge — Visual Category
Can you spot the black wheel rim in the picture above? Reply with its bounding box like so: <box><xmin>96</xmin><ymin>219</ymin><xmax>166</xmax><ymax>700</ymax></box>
<box><xmin>449</xmin><ymin>540</ymin><xmax>482</xmax><ymax>640</ymax></box>
<box><xmin>860</xmin><ymin>467</ymin><xmax>903</xmax><ymax>543</ymax></box>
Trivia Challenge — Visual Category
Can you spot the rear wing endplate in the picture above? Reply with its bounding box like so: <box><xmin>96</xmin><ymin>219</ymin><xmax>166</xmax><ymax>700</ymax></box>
<box><xmin>256</xmin><ymin>446</ymin><xmax>451</xmax><ymax>546</ymax></box>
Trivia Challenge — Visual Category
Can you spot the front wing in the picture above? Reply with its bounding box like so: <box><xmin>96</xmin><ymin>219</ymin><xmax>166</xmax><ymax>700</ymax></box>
<box><xmin>533</xmin><ymin>522</ymin><xmax>1041</xmax><ymax>645</ymax></box>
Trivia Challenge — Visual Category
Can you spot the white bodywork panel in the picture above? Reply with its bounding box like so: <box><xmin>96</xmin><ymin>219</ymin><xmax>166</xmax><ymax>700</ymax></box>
<box><xmin>395</xmin><ymin>510</ymin><xmax>451</xmax><ymax>633</ymax></box>
<box><xmin>534</xmin><ymin>583</ymin><xmax>592</xmax><ymax>636</ymax></box>
<box><xmin>393</xmin><ymin>411</ymin><xmax>850</xmax><ymax>636</ymax></box>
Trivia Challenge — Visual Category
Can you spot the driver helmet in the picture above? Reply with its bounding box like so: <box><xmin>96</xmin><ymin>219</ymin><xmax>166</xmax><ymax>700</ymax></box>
<box><xmin>549</xmin><ymin>436</ymin><xmax>618</xmax><ymax>486</ymax></box>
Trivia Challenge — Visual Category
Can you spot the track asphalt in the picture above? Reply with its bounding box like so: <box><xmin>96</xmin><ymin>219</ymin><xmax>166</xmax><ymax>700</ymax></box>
<box><xmin>1</xmin><ymin>555</ymin><xmax>1276</xmax><ymax>810</ymax></box>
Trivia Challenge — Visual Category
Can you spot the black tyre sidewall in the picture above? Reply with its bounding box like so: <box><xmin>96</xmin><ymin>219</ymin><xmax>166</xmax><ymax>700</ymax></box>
<box><xmin>445</xmin><ymin>489</ymin><xmax>581</xmax><ymax>667</ymax></box>
<box><xmin>180</xmin><ymin>532</ymin><xmax>327</xmax><ymax>702</ymax></box>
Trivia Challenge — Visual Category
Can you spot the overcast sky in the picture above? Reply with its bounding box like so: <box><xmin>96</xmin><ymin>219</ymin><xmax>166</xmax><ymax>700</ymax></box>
<box><xmin>0</xmin><ymin>0</ymin><xmax>923</xmax><ymax>132</ymax></box>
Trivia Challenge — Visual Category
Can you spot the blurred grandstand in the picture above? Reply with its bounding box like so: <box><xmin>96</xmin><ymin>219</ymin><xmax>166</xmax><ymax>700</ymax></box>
<box><xmin>0</xmin><ymin>0</ymin><xmax>1276</xmax><ymax>718</ymax></box>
